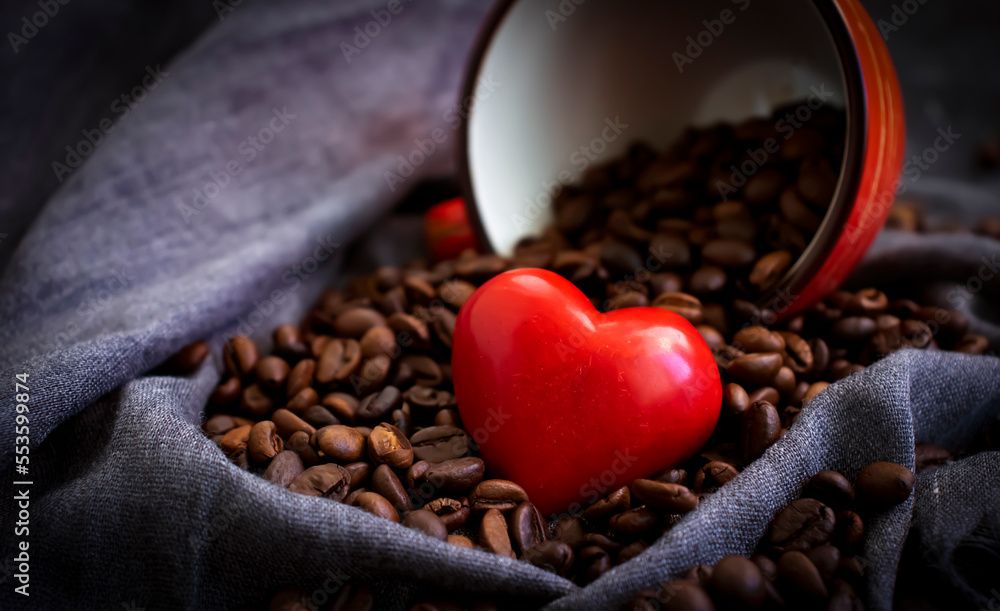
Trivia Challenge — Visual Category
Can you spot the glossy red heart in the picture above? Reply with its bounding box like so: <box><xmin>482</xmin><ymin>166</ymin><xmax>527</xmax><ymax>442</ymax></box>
<box><xmin>452</xmin><ymin>268</ymin><xmax>722</xmax><ymax>516</ymax></box>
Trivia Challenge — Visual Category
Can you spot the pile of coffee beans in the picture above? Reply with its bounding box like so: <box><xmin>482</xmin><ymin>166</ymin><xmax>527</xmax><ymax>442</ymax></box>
<box><xmin>179</xmin><ymin>110</ymin><xmax>996</xmax><ymax>611</ymax></box>
<box><xmin>624</xmin><ymin>462</ymin><xmax>914</xmax><ymax>610</ymax></box>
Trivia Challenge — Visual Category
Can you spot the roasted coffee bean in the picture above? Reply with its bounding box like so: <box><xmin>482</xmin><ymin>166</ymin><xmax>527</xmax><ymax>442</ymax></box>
<box><xmin>855</xmin><ymin>461</ymin><xmax>914</xmax><ymax>509</ymax></box>
<box><xmin>524</xmin><ymin>540</ymin><xmax>575</xmax><ymax>577</ymax></box>
<box><xmin>749</xmin><ymin>250</ymin><xmax>792</xmax><ymax>291</ymax></box>
<box><xmin>203</xmin><ymin>414</ymin><xmax>239</xmax><ymax>437</ymax></box>
<box><xmin>688</xmin><ymin>266</ymin><xmax>727</xmax><ymax>296</ymax></box>
<box><xmin>752</xmin><ymin>553</ymin><xmax>777</xmax><ymax>582</ymax></box>
<box><xmin>434</xmin><ymin>409</ymin><xmax>461</xmax><ymax>427</ymax></box>
<box><xmin>914</xmin><ymin>443</ymin><xmax>950</xmax><ymax>471</ymax></box>
<box><xmin>832</xmin><ymin>316</ymin><xmax>877</xmax><ymax>342</ymax></box>
<box><xmin>709</xmin><ymin>555</ymin><xmax>766</xmax><ymax>608</ymax></box>
<box><xmin>954</xmin><ymin>333</ymin><xmax>989</xmax><ymax>355</ymax></box>
<box><xmin>649</xmin><ymin>272</ymin><xmax>684</xmax><ymax>296</ymax></box>
<box><xmin>609</xmin><ymin>507</ymin><xmax>658</xmax><ymax>537</ymax></box>
<box><xmin>301</xmin><ymin>404</ymin><xmax>340</xmax><ymax>429</ymax></box>
<box><xmin>696</xmin><ymin>325</ymin><xmax>726</xmax><ymax>351</ymax></box>
<box><xmin>702</xmin><ymin>238</ymin><xmax>756</xmax><ymax>268</ymax></box>
<box><xmin>509</xmin><ymin>501</ymin><xmax>547</xmax><ymax>556</ymax></box>
<box><xmin>618</xmin><ymin>541</ymin><xmax>648</xmax><ymax>565</ymax></box>
<box><xmin>802</xmin><ymin>381</ymin><xmax>829</xmax><ymax>406</ymax></box>
<box><xmin>224</xmin><ymin>336</ymin><xmax>259</xmax><ymax>379</ymax></box>
<box><xmin>733</xmin><ymin>326</ymin><xmax>786</xmax><ymax>353</ymax></box>
<box><xmin>371</xmin><ymin>464</ymin><xmax>412</xmax><ymax>513</ymax></box>
<box><xmin>779</xmin><ymin>331</ymin><xmax>813</xmax><ymax>374</ymax></box>
<box><xmin>248</xmin><ymin>421</ymin><xmax>283</xmax><ymax>463</ymax></box>
<box><xmin>288</xmin><ymin>464</ymin><xmax>351</xmax><ymax>501</ymax></box>
<box><xmin>403</xmin><ymin>509</ymin><xmax>448</xmax><ymax>541</ymax></box>
<box><xmin>693</xmin><ymin>461</ymin><xmax>739</xmax><ymax>493</ymax></box>
<box><xmin>354</xmin><ymin>354</ymin><xmax>392</xmax><ymax>394</ymax></box>
<box><xmin>357</xmin><ymin>386</ymin><xmax>403</xmax><ymax>421</ymax></box>
<box><xmin>446</xmin><ymin>534</ymin><xmax>475</xmax><ymax>549</ymax></box>
<box><xmin>630</xmin><ymin>479</ymin><xmax>698</xmax><ymax>513</ymax></box>
<box><xmin>367</xmin><ymin>423</ymin><xmax>413</xmax><ymax>469</ymax></box>
<box><xmin>343</xmin><ymin>462</ymin><xmax>371</xmax><ymax>489</ymax></box>
<box><xmin>273</xmin><ymin>324</ymin><xmax>310</xmax><ymax>361</ymax></box>
<box><xmin>424</xmin><ymin>497</ymin><xmax>471</xmax><ymax>532</ymax></box>
<box><xmin>405</xmin><ymin>386</ymin><xmax>457</xmax><ymax>410</ymax></box>
<box><xmin>779</xmin><ymin>186</ymin><xmax>823</xmax><ymax>234</ymax></box>
<box><xmin>469</xmin><ymin>480</ymin><xmax>529</xmax><ymax>514</ymax></box>
<box><xmin>321</xmin><ymin>392</ymin><xmax>358</xmax><ymax>424</ymax></box>
<box><xmin>806</xmin><ymin>544</ymin><xmax>841</xmax><ymax>580</ymax></box>
<box><xmin>747</xmin><ymin>386</ymin><xmax>779</xmax><ymax>406</ymax></box>
<box><xmin>328</xmin><ymin>583</ymin><xmax>375</xmax><ymax>611</ymax></box>
<box><xmin>409</xmin><ymin>426</ymin><xmax>470</xmax><ymax>462</ymax></box>
<box><xmin>552</xmin><ymin>516</ymin><xmax>587</xmax><ymax>550</ymax></box>
<box><xmin>220</xmin><ymin>425</ymin><xmax>252</xmax><ymax>455</ymax></box>
<box><xmin>802</xmin><ymin>470</ymin><xmax>855</xmax><ymax>509</ymax></box>
<box><xmin>252</xmin><ymin>356</ymin><xmax>289</xmax><ymax>392</ymax></box>
<box><xmin>479</xmin><ymin>509</ymin><xmax>516</xmax><ymax>559</ymax></box>
<box><xmin>315</xmin><ymin>425</ymin><xmax>366</xmax><ymax>463</ymax></box>
<box><xmin>797</xmin><ymin>157</ymin><xmax>837</xmax><ymax>206</ymax></box>
<box><xmin>359</xmin><ymin>325</ymin><xmax>398</xmax><ymax>360</ymax></box>
<box><xmin>162</xmin><ymin>340</ymin><xmax>209</xmax><ymax>376</ymax></box>
<box><xmin>727</xmin><ymin>352</ymin><xmax>783</xmax><ymax>387</ymax></box>
<box><xmin>286</xmin><ymin>431</ymin><xmax>320</xmax><ymax>466</ymax></box>
<box><xmin>355</xmin><ymin>491</ymin><xmax>399</xmax><ymax>522</ymax></box>
<box><xmin>334</xmin><ymin>307</ymin><xmax>386</xmax><ymax>338</ymax></box>
<box><xmin>390</xmin><ymin>407</ymin><xmax>413</xmax><ymax>437</ymax></box>
<box><xmin>767</xmin><ymin>498</ymin><xmax>835</xmax><ymax>553</ymax></box>
<box><xmin>316</xmin><ymin>338</ymin><xmax>362</xmax><ymax>385</ymax></box>
<box><xmin>777</xmin><ymin>550</ymin><xmax>828</xmax><ymax>600</ymax></box>
<box><xmin>286</xmin><ymin>359</ymin><xmax>316</xmax><ymax>398</ymax></box>
<box><xmin>429</xmin><ymin>307</ymin><xmax>457</xmax><ymax>348</ymax></box>
<box><xmin>744</xmin><ymin>169</ymin><xmax>786</xmax><ymax>206</ymax></box>
<box><xmin>229</xmin><ymin>447</ymin><xmax>250</xmax><ymax>470</ymax></box>
<box><xmin>827</xmin><ymin>579</ymin><xmax>864</xmax><ymax>611</ymax></box>
<box><xmin>652</xmin><ymin>292</ymin><xmax>702</xmax><ymax>324</ymax></box>
<box><xmin>270</xmin><ymin>408</ymin><xmax>315</xmax><ymax>439</ymax></box>
<box><xmin>398</xmin><ymin>355</ymin><xmax>444</xmax><ymax>387</ymax></box>
<box><xmin>207</xmin><ymin>377</ymin><xmax>242</xmax><ymax>412</ymax></box>
<box><xmin>422</xmin><ymin>457</ymin><xmax>485</xmax><ymax>493</ymax></box>
<box><xmin>900</xmin><ymin>319</ymin><xmax>932</xmax><ymax>349</ymax></box>
<box><xmin>240</xmin><ymin>383</ymin><xmax>274</xmax><ymax>418</ymax></box>
<box><xmin>582</xmin><ymin>486</ymin><xmax>631</xmax><ymax>521</ymax></box>
<box><xmin>264</xmin><ymin>450</ymin><xmax>305</xmax><ymax>487</ymax></box>
<box><xmin>652</xmin><ymin>468</ymin><xmax>689</xmax><ymax>487</ymax></box>
<box><xmin>742</xmin><ymin>400</ymin><xmax>781</xmax><ymax>462</ymax></box>
<box><xmin>387</xmin><ymin>312</ymin><xmax>431</xmax><ymax>350</ymax></box>
<box><xmin>723</xmin><ymin>383</ymin><xmax>750</xmax><ymax>419</ymax></box>
<box><xmin>833</xmin><ymin>510</ymin><xmax>864</xmax><ymax>548</ymax></box>
<box><xmin>285</xmin><ymin>387</ymin><xmax>319</xmax><ymax>415</ymax></box>
<box><xmin>576</xmin><ymin>546</ymin><xmax>612</xmax><ymax>584</ymax></box>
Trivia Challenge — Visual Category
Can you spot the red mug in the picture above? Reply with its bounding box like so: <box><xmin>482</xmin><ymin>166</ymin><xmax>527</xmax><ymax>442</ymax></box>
<box><xmin>452</xmin><ymin>0</ymin><xmax>905</xmax><ymax>320</ymax></box>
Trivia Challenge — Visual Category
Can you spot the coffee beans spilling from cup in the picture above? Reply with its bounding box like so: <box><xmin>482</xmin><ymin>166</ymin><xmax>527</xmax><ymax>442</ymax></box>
<box><xmin>182</xmin><ymin>108</ymin><xmax>995</xmax><ymax>610</ymax></box>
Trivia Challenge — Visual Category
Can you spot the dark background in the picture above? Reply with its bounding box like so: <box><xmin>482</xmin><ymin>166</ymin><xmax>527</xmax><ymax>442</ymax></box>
<box><xmin>0</xmin><ymin>0</ymin><xmax>998</xmax><ymax>271</ymax></box>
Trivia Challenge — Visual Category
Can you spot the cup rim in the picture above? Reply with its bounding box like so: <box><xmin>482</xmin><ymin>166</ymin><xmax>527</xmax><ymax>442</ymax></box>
<box><xmin>455</xmin><ymin>0</ymin><xmax>869</xmax><ymax>315</ymax></box>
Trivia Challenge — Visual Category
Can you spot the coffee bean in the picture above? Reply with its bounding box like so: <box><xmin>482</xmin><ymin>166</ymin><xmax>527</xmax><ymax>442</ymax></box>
<box><xmin>163</xmin><ymin>340</ymin><xmax>210</xmax><ymax>376</ymax></box>
<box><xmin>509</xmin><ymin>501</ymin><xmax>547</xmax><ymax>556</ymax></box>
<box><xmin>240</xmin><ymin>383</ymin><xmax>274</xmax><ymax>418</ymax></box>
<box><xmin>727</xmin><ymin>352</ymin><xmax>783</xmax><ymax>387</ymax></box>
<box><xmin>576</xmin><ymin>546</ymin><xmax>612</xmax><ymax>584</ymax></box>
<box><xmin>397</xmin><ymin>355</ymin><xmax>443</xmax><ymax>387</ymax></box>
<box><xmin>403</xmin><ymin>509</ymin><xmax>448</xmax><ymax>541</ymax></box>
<box><xmin>358</xmin><ymin>325</ymin><xmax>397</xmax><ymax>360</ymax></box>
<box><xmin>582</xmin><ymin>486</ymin><xmax>631</xmax><ymax>521</ymax></box>
<box><xmin>693</xmin><ymin>461</ymin><xmax>739</xmax><ymax>493</ymax></box>
<box><xmin>779</xmin><ymin>186</ymin><xmax>823</xmax><ymax>234</ymax></box>
<box><xmin>316</xmin><ymin>338</ymin><xmax>362</xmax><ymax>385</ymax></box>
<box><xmin>524</xmin><ymin>541</ymin><xmax>574</xmax><ymax>577</ymax></box>
<box><xmin>355</xmin><ymin>491</ymin><xmax>399</xmax><ymax>522</ymax></box>
<box><xmin>833</xmin><ymin>510</ymin><xmax>864</xmax><ymax>549</ymax></box>
<box><xmin>709</xmin><ymin>555</ymin><xmax>766</xmax><ymax>608</ymax></box>
<box><xmin>479</xmin><ymin>509</ymin><xmax>515</xmax><ymax>559</ymax></box>
<box><xmin>367</xmin><ymin>423</ymin><xmax>413</xmax><ymax>469</ymax></box>
<box><xmin>203</xmin><ymin>414</ymin><xmax>239</xmax><ymax>437</ymax></box>
<box><xmin>652</xmin><ymin>292</ymin><xmax>703</xmax><ymax>324</ymax></box>
<box><xmin>208</xmin><ymin>377</ymin><xmax>242</xmax><ymax>412</ymax></box>
<box><xmin>285</xmin><ymin>387</ymin><xmax>320</xmax><ymax>415</ymax></box>
<box><xmin>248</xmin><ymin>420</ymin><xmax>283</xmax><ymax>463</ymax></box>
<box><xmin>954</xmin><ymin>334</ymin><xmax>989</xmax><ymax>355</ymax></box>
<box><xmin>702</xmin><ymin>238</ymin><xmax>756</xmax><ymax>268</ymax></box>
<box><xmin>609</xmin><ymin>507</ymin><xmax>659</xmax><ymax>537</ymax></box>
<box><xmin>286</xmin><ymin>431</ymin><xmax>320</xmax><ymax>466</ymax></box>
<box><xmin>288</xmin><ymin>464</ymin><xmax>351</xmax><ymax>501</ymax></box>
<box><xmin>446</xmin><ymin>534</ymin><xmax>475</xmax><ymax>549</ymax></box>
<box><xmin>405</xmin><ymin>386</ymin><xmax>457</xmax><ymax>410</ymax></box>
<box><xmin>618</xmin><ymin>541</ymin><xmax>648</xmax><ymax>565</ymax></box>
<box><xmin>652</xmin><ymin>468</ymin><xmax>689</xmax><ymax>487</ymax></box>
<box><xmin>900</xmin><ymin>319</ymin><xmax>932</xmax><ymax>349</ymax></box>
<box><xmin>386</xmin><ymin>312</ymin><xmax>431</xmax><ymax>351</ymax></box>
<box><xmin>328</xmin><ymin>583</ymin><xmax>375</xmax><ymax>611</ymax></box>
<box><xmin>827</xmin><ymin>579</ymin><xmax>864</xmax><ymax>611</ymax></box>
<box><xmin>777</xmin><ymin>550</ymin><xmax>828</xmax><ymax>600</ymax></box>
<box><xmin>855</xmin><ymin>462</ymin><xmax>914</xmax><ymax>509</ymax></box>
<box><xmin>744</xmin><ymin>169</ymin><xmax>786</xmax><ymax>206</ymax></box>
<box><xmin>371</xmin><ymin>464</ymin><xmax>412</xmax><ymax>513</ymax></box>
<box><xmin>469</xmin><ymin>479</ymin><xmax>529</xmax><ymax>514</ymax></box>
<box><xmin>747</xmin><ymin>386</ymin><xmax>779</xmax><ymax>406</ymax></box>
<box><xmin>552</xmin><ymin>516</ymin><xmax>587</xmax><ymax>550</ymax></box>
<box><xmin>832</xmin><ymin>316</ymin><xmax>877</xmax><ymax>342</ymax></box>
<box><xmin>343</xmin><ymin>462</ymin><xmax>371</xmax><ymax>489</ymax></box>
<box><xmin>429</xmin><ymin>307</ymin><xmax>457</xmax><ymax>348</ymax></box>
<box><xmin>733</xmin><ymin>326</ymin><xmax>786</xmax><ymax>353</ymax></box>
<box><xmin>752</xmin><ymin>553</ymin><xmax>777</xmax><ymax>581</ymax></box>
<box><xmin>263</xmin><ymin>450</ymin><xmax>304</xmax><ymax>488</ymax></box>
<box><xmin>424</xmin><ymin>497</ymin><xmax>471</xmax><ymax>532</ymax></box>
<box><xmin>334</xmin><ymin>307</ymin><xmax>386</xmax><ymax>339</ymax></box>
<box><xmin>797</xmin><ymin>157</ymin><xmax>837</xmax><ymax>206</ymax></box>
<box><xmin>409</xmin><ymin>426</ymin><xmax>470</xmax><ymax>462</ymax></box>
<box><xmin>270</xmin><ymin>408</ymin><xmax>316</xmax><ymax>439</ymax></box>
<box><xmin>224</xmin><ymin>336</ymin><xmax>258</xmax><ymax>380</ymax></box>
<box><xmin>748</xmin><ymin>250</ymin><xmax>793</xmax><ymax>291</ymax></box>
<box><xmin>722</xmin><ymin>383</ymin><xmax>750</xmax><ymax>420</ymax></box>
<box><xmin>688</xmin><ymin>266</ymin><xmax>727</xmax><ymax>296</ymax></box>
<box><xmin>301</xmin><ymin>404</ymin><xmax>340</xmax><ymax>430</ymax></box>
<box><xmin>273</xmin><ymin>324</ymin><xmax>310</xmax><ymax>361</ymax></box>
<box><xmin>354</xmin><ymin>354</ymin><xmax>392</xmax><ymax>394</ymax></box>
<box><xmin>802</xmin><ymin>470</ymin><xmax>855</xmax><ymax>509</ymax></box>
<box><xmin>434</xmin><ymin>409</ymin><xmax>461</xmax><ymax>427</ymax></box>
<box><xmin>286</xmin><ymin>359</ymin><xmax>315</xmax><ymax>398</ymax></box>
<box><xmin>357</xmin><ymin>386</ymin><xmax>403</xmax><ymax>421</ymax></box>
<box><xmin>806</xmin><ymin>544</ymin><xmax>841</xmax><ymax>580</ymax></box>
<box><xmin>422</xmin><ymin>457</ymin><xmax>485</xmax><ymax>493</ymax></box>
<box><xmin>220</xmin><ymin>424</ymin><xmax>251</xmax><ymax>455</ymax></box>
<box><xmin>742</xmin><ymin>400</ymin><xmax>780</xmax><ymax>462</ymax></box>
<box><xmin>254</xmin><ymin>356</ymin><xmax>290</xmax><ymax>392</ymax></box>
<box><xmin>314</xmin><ymin>425</ymin><xmax>366</xmax><ymax>462</ymax></box>
<box><xmin>647</xmin><ymin>234</ymin><xmax>691</xmax><ymax>269</ymax></box>
<box><xmin>767</xmin><ymin>498</ymin><xmax>835</xmax><ymax>553</ymax></box>
<box><xmin>696</xmin><ymin>325</ymin><xmax>726</xmax><ymax>351</ymax></box>
<box><xmin>914</xmin><ymin>443</ymin><xmax>950</xmax><ymax>472</ymax></box>
<box><xmin>630</xmin><ymin>479</ymin><xmax>698</xmax><ymax>513</ymax></box>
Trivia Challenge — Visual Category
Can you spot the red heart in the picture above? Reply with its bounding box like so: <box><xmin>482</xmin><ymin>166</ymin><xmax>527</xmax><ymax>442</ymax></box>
<box><xmin>452</xmin><ymin>268</ymin><xmax>722</xmax><ymax>516</ymax></box>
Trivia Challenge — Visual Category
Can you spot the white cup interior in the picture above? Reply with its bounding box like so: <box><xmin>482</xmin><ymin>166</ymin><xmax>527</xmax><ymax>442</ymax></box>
<box><xmin>465</xmin><ymin>0</ymin><xmax>849</xmax><ymax>255</ymax></box>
